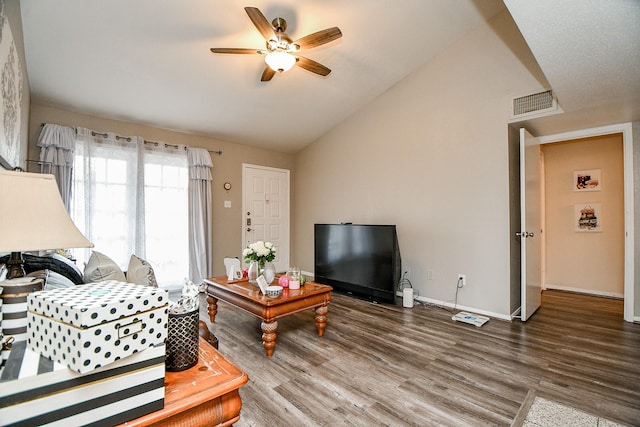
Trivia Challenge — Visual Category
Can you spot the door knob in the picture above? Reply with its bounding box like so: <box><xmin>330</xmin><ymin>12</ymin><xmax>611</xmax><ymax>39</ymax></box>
<box><xmin>515</xmin><ymin>231</ymin><xmax>535</xmax><ymax>238</ymax></box>
<box><xmin>247</xmin><ymin>227</ymin><xmax>252</xmax><ymax>232</ymax></box>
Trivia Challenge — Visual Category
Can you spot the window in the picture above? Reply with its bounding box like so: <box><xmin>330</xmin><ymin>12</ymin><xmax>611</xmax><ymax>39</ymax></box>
<box><xmin>143</xmin><ymin>150</ymin><xmax>188</xmax><ymax>284</ymax></box>
<box><xmin>71</xmin><ymin>133</ymin><xmax>188</xmax><ymax>287</ymax></box>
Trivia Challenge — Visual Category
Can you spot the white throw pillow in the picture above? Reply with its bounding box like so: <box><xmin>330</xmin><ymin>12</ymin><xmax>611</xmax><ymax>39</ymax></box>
<box><xmin>127</xmin><ymin>254</ymin><xmax>158</xmax><ymax>287</ymax></box>
<box><xmin>83</xmin><ymin>251</ymin><xmax>126</xmax><ymax>283</ymax></box>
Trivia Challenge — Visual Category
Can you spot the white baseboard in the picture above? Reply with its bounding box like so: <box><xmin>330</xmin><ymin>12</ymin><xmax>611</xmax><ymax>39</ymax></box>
<box><xmin>544</xmin><ymin>284</ymin><xmax>623</xmax><ymax>299</ymax></box>
<box><xmin>415</xmin><ymin>295</ymin><xmax>512</xmax><ymax>321</ymax></box>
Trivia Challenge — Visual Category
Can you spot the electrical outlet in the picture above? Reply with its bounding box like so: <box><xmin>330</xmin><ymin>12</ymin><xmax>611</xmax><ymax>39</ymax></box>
<box><xmin>457</xmin><ymin>274</ymin><xmax>466</xmax><ymax>287</ymax></box>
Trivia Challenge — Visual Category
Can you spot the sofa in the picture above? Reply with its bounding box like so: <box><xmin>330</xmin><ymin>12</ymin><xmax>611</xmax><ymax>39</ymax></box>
<box><xmin>0</xmin><ymin>251</ymin><xmax>157</xmax><ymax>289</ymax></box>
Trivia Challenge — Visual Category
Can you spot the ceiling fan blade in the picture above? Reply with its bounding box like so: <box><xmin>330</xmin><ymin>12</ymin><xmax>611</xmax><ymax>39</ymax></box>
<box><xmin>293</xmin><ymin>27</ymin><xmax>342</xmax><ymax>50</ymax></box>
<box><xmin>261</xmin><ymin>66</ymin><xmax>276</xmax><ymax>82</ymax></box>
<box><xmin>210</xmin><ymin>48</ymin><xmax>263</xmax><ymax>54</ymax></box>
<box><xmin>244</xmin><ymin>7</ymin><xmax>275</xmax><ymax>41</ymax></box>
<box><xmin>296</xmin><ymin>56</ymin><xmax>331</xmax><ymax>76</ymax></box>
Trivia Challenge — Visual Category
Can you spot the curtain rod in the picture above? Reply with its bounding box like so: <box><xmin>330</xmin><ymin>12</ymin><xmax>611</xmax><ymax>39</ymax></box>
<box><xmin>40</xmin><ymin>122</ymin><xmax>223</xmax><ymax>156</ymax></box>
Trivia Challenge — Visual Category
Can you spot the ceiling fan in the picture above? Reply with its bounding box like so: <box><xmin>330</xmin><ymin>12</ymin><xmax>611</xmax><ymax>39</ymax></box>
<box><xmin>210</xmin><ymin>7</ymin><xmax>342</xmax><ymax>81</ymax></box>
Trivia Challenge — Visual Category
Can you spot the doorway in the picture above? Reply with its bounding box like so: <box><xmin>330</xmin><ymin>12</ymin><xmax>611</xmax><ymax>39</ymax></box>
<box><xmin>242</xmin><ymin>164</ymin><xmax>290</xmax><ymax>273</ymax></box>
<box><xmin>510</xmin><ymin>123</ymin><xmax>635</xmax><ymax>322</ymax></box>
<box><xmin>541</xmin><ymin>134</ymin><xmax>624</xmax><ymax>299</ymax></box>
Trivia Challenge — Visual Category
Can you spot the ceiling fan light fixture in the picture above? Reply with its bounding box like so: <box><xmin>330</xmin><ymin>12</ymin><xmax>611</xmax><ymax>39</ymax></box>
<box><xmin>265</xmin><ymin>51</ymin><xmax>296</xmax><ymax>73</ymax></box>
<box><xmin>210</xmin><ymin>7</ymin><xmax>342</xmax><ymax>82</ymax></box>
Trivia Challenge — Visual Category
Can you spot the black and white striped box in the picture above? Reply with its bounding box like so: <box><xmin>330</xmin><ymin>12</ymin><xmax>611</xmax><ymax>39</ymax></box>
<box><xmin>0</xmin><ymin>341</ymin><xmax>165</xmax><ymax>426</ymax></box>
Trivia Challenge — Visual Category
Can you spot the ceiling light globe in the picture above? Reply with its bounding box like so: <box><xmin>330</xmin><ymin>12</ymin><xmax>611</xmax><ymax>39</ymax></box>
<box><xmin>265</xmin><ymin>52</ymin><xmax>296</xmax><ymax>73</ymax></box>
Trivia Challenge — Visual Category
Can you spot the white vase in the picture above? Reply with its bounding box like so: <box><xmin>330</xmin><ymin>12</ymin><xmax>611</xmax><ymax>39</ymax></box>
<box><xmin>247</xmin><ymin>261</ymin><xmax>260</xmax><ymax>283</ymax></box>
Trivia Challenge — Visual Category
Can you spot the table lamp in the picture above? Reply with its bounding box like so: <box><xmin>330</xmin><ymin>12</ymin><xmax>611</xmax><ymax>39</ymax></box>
<box><xmin>0</xmin><ymin>170</ymin><xmax>94</xmax><ymax>279</ymax></box>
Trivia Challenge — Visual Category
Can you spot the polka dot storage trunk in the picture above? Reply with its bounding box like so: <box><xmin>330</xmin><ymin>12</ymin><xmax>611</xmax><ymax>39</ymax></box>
<box><xmin>26</xmin><ymin>281</ymin><xmax>169</xmax><ymax>374</ymax></box>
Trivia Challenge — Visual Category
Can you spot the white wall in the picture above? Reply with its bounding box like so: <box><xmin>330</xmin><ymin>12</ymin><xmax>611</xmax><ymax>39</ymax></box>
<box><xmin>293</xmin><ymin>10</ymin><xmax>546</xmax><ymax>317</ymax></box>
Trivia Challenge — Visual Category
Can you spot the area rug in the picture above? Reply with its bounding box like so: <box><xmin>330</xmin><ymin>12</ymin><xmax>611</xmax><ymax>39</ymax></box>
<box><xmin>512</xmin><ymin>392</ymin><xmax>626</xmax><ymax>427</ymax></box>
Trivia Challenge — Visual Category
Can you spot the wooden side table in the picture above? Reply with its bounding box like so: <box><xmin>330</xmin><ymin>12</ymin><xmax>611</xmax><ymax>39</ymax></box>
<box><xmin>120</xmin><ymin>337</ymin><xmax>248</xmax><ymax>427</ymax></box>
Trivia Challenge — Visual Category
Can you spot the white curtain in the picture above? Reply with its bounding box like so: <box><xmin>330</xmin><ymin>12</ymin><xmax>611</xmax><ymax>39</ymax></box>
<box><xmin>71</xmin><ymin>127</ymin><xmax>189</xmax><ymax>287</ymax></box>
<box><xmin>37</xmin><ymin>124</ymin><xmax>76</xmax><ymax>211</ymax></box>
<box><xmin>73</xmin><ymin>127</ymin><xmax>143</xmax><ymax>267</ymax></box>
<box><xmin>143</xmin><ymin>144</ymin><xmax>189</xmax><ymax>286</ymax></box>
<box><xmin>187</xmin><ymin>147</ymin><xmax>213</xmax><ymax>285</ymax></box>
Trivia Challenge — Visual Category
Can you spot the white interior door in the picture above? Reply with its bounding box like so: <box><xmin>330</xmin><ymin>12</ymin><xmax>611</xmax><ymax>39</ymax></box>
<box><xmin>242</xmin><ymin>164</ymin><xmax>290</xmax><ymax>273</ymax></box>
<box><xmin>519</xmin><ymin>128</ymin><xmax>542</xmax><ymax>321</ymax></box>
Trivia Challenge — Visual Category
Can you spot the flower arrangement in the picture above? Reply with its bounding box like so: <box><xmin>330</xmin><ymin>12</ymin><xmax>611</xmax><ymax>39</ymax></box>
<box><xmin>243</xmin><ymin>241</ymin><xmax>276</xmax><ymax>265</ymax></box>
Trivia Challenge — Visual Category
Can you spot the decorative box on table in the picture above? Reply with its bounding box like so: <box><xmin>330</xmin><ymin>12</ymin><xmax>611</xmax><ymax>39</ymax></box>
<box><xmin>0</xmin><ymin>340</ymin><xmax>165</xmax><ymax>426</ymax></box>
<box><xmin>27</xmin><ymin>281</ymin><xmax>169</xmax><ymax>373</ymax></box>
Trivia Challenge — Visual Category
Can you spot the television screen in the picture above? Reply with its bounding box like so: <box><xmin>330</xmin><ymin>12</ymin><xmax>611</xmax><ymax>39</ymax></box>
<box><xmin>314</xmin><ymin>224</ymin><xmax>400</xmax><ymax>303</ymax></box>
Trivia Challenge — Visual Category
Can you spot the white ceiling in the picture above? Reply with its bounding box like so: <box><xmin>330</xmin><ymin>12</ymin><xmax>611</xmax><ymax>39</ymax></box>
<box><xmin>503</xmin><ymin>0</ymin><xmax>640</xmax><ymax>136</ymax></box>
<box><xmin>20</xmin><ymin>1</ymin><xmax>640</xmax><ymax>153</ymax></box>
<box><xmin>19</xmin><ymin>0</ymin><xmax>505</xmax><ymax>153</ymax></box>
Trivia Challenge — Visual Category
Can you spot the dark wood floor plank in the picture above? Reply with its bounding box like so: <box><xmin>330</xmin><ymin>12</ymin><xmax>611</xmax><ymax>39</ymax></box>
<box><xmin>200</xmin><ymin>290</ymin><xmax>640</xmax><ymax>426</ymax></box>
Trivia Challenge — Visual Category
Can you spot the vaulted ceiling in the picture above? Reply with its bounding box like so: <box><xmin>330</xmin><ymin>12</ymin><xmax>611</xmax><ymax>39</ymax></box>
<box><xmin>20</xmin><ymin>1</ymin><xmax>640</xmax><ymax>153</ymax></box>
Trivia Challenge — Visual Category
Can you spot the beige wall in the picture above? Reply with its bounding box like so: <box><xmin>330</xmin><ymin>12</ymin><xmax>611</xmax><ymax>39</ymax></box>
<box><xmin>634</xmin><ymin>121</ymin><xmax>640</xmax><ymax>316</ymax></box>
<box><xmin>543</xmin><ymin>135</ymin><xmax>624</xmax><ymax>296</ymax></box>
<box><xmin>28</xmin><ymin>103</ymin><xmax>295</xmax><ymax>277</ymax></box>
<box><xmin>293</xmin><ymin>10</ymin><xmax>546</xmax><ymax>317</ymax></box>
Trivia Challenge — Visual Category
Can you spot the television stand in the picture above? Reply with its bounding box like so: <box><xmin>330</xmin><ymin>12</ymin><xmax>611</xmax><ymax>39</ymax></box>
<box><xmin>337</xmin><ymin>289</ymin><xmax>394</xmax><ymax>305</ymax></box>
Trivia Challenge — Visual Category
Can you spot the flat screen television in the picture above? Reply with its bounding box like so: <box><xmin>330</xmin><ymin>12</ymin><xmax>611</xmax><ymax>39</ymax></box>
<box><xmin>314</xmin><ymin>224</ymin><xmax>401</xmax><ymax>304</ymax></box>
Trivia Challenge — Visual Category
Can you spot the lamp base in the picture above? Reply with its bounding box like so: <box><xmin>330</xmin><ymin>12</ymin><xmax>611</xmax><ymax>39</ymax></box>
<box><xmin>0</xmin><ymin>277</ymin><xmax>44</xmax><ymax>342</ymax></box>
<box><xmin>6</xmin><ymin>251</ymin><xmax>26</xmax><ymax>279</ymax></box>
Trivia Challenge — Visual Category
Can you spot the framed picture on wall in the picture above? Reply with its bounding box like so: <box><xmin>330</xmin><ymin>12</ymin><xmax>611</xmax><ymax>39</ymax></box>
<box><xmin>574</xmin><ymin>169</ymin><xmax>601</xmax><ymax>191</ymax></box>
<box><xmin>575</xmin><ymin>203</ymin><xmax>602</xmax><ymax>232</ymax></box>
<box><xmin>0</xmin><ymin>3</ymin><xmax>24</xmax><ymax>170</ymax></box>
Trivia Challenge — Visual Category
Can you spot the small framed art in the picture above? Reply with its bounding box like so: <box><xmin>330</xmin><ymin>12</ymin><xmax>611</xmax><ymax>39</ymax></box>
<box><xmin>574</xmin><ymin>169</ymin><xmax>601</xmax><ymax>191</ymax></box>
<box><xmin>256</xmin><ymin>275</ymin><xmax>268</xmax><ymax>294</ymax></box>
<box><xmin>575</xmin><ymin>203</ymin><xmax>602</xmax><ymax>232</ymax></box>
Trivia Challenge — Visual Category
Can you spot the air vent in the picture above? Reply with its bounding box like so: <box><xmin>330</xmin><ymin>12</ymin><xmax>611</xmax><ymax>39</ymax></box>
<box><xmin>510</xmin><ymin>89</ymin><xmax>562</xmax><ymax>121</ymax></box>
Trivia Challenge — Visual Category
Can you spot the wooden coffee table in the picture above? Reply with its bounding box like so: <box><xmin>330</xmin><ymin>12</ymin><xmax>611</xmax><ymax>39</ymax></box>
<box><xmin>204</xmin><ymin>276</ymin><xmax>332</xmax><ymax>357</ymax></box>
<box><xmin>120</xmin><ymin>337</ymin><xmax>248</xmax><ymax>427</ymax></box>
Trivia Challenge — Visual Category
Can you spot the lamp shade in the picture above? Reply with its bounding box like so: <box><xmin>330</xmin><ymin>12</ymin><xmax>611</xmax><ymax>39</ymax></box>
<box><xmin>0</xmin><ymin>170</ymin><xmax>93</xmax><ymax>252</ymax></box>
<box><xmin>265</xmin><ymin>52</ymin><xmax>296</xmax><ymax>73</ymax></box>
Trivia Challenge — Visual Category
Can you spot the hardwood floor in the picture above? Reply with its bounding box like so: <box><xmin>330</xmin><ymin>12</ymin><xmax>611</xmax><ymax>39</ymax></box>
<box><xmin>199</xmin><ymin>290</ymin><xmax>640</xmax><ymax>426</ymax></box>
